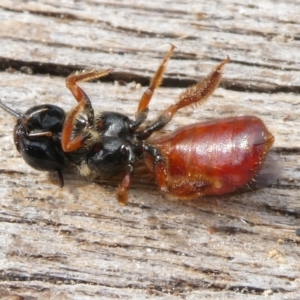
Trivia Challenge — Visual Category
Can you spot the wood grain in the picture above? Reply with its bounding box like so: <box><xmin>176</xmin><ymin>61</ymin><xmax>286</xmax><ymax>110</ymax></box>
<box><xmin>0</xmin><ymin>1</ymin><xmax>299</xmax><ymax>299</ymax></box>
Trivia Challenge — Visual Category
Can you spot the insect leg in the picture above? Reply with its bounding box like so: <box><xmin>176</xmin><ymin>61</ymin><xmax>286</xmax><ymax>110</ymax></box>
<box><xmin>137</xmin><ymin>56</ymin><xmax>230</xmax><ymax>139</ymax></box>
<box><xmin>66</xmin><ymin>69</ymin><xmax>113</xmax><ymax>125</ymax></box>
<box><xmin>62</xmin><ymin>69</ymin><xmax>113</xmax><ymax>152</ymax></box>
<box><xmin>116</xmin><ymin>145</ymin><xmax>137</xmax><ymax>205</ymax></box>
<box><xmin>61</xmin><ymin>100</ymin><xmax>90</xmax><ymax>152</ymax></box>
<box><xmin>117</xmin><ymin>165</ymin><xmax>133</xmax><ymax>205</ymax></box>
<box><xmin>143</xmin><ymin>144</ymin><xmax>168</xmax><ymax>192</ymax></box>
<box><xmin>134</xmin><ymin>45</ymin><xmax>175</xmax><ymax>127</ymax></box>
<box><xmin>175</xmin><ymin>56</ymin><xmax>230</xmax><ymax>111</ymax></box>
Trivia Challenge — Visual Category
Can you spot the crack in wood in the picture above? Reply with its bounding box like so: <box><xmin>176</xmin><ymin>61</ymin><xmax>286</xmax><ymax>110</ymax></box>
<box><xmin>1</xmin><ymin>57</ymin><xmax>300</xmax><ymax>94</ymax></box>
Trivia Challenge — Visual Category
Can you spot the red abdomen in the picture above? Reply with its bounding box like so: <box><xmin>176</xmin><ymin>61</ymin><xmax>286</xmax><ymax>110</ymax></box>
<box><xmin>144</xmin><ymin>116</ymin><xmax>274</xmax><ymax>200</ymax></box>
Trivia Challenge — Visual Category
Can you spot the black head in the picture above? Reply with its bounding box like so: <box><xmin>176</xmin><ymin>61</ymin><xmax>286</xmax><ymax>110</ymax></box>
<box><xmin>1</xmin><ymin>102</ymin><xmax>68</xmax><ymax>187</ymax></box>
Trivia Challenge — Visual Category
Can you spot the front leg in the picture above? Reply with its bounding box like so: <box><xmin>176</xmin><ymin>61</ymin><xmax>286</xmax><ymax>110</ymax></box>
<box><xmin>61</xmin><ymin>100</ymin><xmax>90</xmax><ymax>152</ymax></box>
<box><xmin>66</xmin><ymin>69</ymin><xmax>113</xmax><ymax>125</ymax></box>
<box><xmin>62</xmin><ymin>69</ymin><xmax>113</xmax><ymax>152</ymax></box>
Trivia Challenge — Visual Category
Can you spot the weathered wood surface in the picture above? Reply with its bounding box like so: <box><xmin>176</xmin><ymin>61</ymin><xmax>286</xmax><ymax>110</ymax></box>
<box><xmin>0</xmin><ymin>0</ymin><xmax>299</xmax><ymax>299</ymax></box>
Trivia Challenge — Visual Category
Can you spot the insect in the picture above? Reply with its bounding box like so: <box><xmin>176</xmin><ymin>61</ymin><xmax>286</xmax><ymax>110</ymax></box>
<box><xmin>0</xmin><ymin>45</ymin><xmax>274</xmax><ymax>205</ymax></box>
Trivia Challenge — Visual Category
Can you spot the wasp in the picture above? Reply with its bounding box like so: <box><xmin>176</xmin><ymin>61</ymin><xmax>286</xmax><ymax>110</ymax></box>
<box><xmin>0</xmin><ymin>45</ymin><xmax>275</xmax><ymax>205</ymax></box>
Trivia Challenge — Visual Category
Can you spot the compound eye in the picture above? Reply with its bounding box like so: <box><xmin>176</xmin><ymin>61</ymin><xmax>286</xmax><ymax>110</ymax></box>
<box><xmin>40</xmin><ymin>106</ymin><xmax>65</xmax><ymax>131</ymax></box>
<box><xmin>25</xmin><ymin>105</ymin><xmax>66</xmax><ymax>131</ymax></box>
